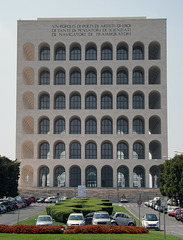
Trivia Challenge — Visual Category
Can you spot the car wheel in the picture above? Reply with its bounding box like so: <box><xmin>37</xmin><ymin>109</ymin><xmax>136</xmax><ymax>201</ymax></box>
<box><xmin>111</xmin><ymin>222</ymin><xmax>117</xmax><ymax>226</ymax></box>
<box><xmin>128</xmin><ymin>222</ymin><xmax>134</xmax><ymax>226</ymax></box>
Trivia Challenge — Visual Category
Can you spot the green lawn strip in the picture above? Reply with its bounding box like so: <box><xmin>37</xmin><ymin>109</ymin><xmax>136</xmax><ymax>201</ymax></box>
<box><xmin>0</xmin><ymin>232</ymin><xmax>182</xmax><ymax>240</ymax></box>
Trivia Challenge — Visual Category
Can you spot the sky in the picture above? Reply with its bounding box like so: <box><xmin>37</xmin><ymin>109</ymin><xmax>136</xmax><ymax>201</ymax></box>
<box><xmin>0</xmin><ymin>0</ymin><xmax>183</xmax><ymax>160</ymax></box>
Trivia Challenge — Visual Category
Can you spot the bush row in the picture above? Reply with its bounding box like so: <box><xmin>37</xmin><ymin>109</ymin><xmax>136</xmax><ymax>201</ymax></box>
<box><xmin>64</xmin><ymin>225</ymin><xmax>149</xmax><ymax>234</ymax></box>
<box><xmin>46</xmin><ymin>198</ymin><xmax>113</xmax><ymax>223</ymax></box>
<box><xmin>0</xmin><ymin>224</ymin><xmax>149</xmax><ymax>234</ymax></box>
<box><xmin>0</xmin><ymin>224</ymin><xmax>65</xmax><ymax>234</ymax></box>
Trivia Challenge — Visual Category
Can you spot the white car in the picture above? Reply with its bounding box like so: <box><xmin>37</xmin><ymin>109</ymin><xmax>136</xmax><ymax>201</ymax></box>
<box><xmin>142</xmin><ymin>213</ymin><xmax>159</xmax><ymax>230</ymax></box>
<box><xmin>35</xmin><ymin>215</ymin><xmax>54</xmax><ymax>225</ymax></box>
<box><xmin>66</xmin><ymin>213</ymin><xmax>85</xmax><ymax>226</ymax></box>
<box><xmin>44</xmin><ymin>196</ymin><xmax>57</xmax><ymax>203</ymax></box>
<box><xmin>92</xmin><ymin>211</ymin><xmax>111</xmax><ymax>225</ymax></box>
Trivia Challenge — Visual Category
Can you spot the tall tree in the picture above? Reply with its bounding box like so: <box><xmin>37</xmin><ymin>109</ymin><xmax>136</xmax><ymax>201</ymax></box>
<box><xmin>159</xmin><ymin>154</ymin><xmax>183</xmax><ymax>207</ymax></box>
<box><xmin>0</xmin><ymin>156</ymin><xmax>20</xmax><ymax>198</ymax></box>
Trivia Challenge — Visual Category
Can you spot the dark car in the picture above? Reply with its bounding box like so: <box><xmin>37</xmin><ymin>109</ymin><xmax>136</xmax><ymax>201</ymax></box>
<box><xmin>175</xmin><ymin>209</ymin><xmax>183</xmax><ymax>221</ymax></box>
<box><xmin>0</xmin><ymin>201</ymin><xmax>15</xmax><ymax>212</ymax></box>
<box><xmin>84</xmin><ymin>212</ymin><xmax>94</xmax><ymax>225</ymax></box>
<box><xmin>37</xmin><ymin>197</ymin><xmax>46</xmax><ymax>203</ymax></box>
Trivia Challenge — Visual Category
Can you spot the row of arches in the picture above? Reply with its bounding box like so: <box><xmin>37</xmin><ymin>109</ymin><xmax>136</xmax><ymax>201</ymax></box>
<box><xmin>22</xmin><ymin>164</ymin><xmax>160</xmax><ymax>188</ymax></box>
<box><xmin>23</xmin><ymin>66</ymin><xmax>161</xmax><ymax>85</ymax></box>
<box><xmin>23</xmin><ymin>41</ymin><xmax>161</xmax><ymax>61</ymax></box>
<box><xmin>23</xmin><ymin>91</ymin><xmax>161</xmax><ymax>110</ymax></box>
<box><xmin>21</xmin><ymin>139</ymin><xmax>162</xmax><ymax>160</ymax></box>
<box><xmin>23</xmin><ymin>115</ymin><xmax>161</xmax><ymax>135</ymax></box>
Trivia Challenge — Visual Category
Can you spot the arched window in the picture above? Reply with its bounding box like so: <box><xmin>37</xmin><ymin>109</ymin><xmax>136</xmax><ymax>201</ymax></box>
<box><xmin>101</xmin><ymin>93</ymin><xmax>112</xmax><ymax>109</ymax></box>
<box><xmin>101</xmin><ymin>45</ymin><xmax>112</xmax><ymax>60</ymax></box>
<box><xmin>70</xmin><ymin>142</ymin><xmax>81</xmax><ymax>159</ymax></box>
<box><xmin>101</xmin><ymin>118</ymin><xmax>113</xmax><ymax>134</ymax></box>
<box><xmin>117</xmin><ymin>70</ymin><xmax>128</xmax><ymax>84</ymax></box>
<box><xmin>54</xmin><ymin>93</ymin><xmax>65</xmax><ymax>109</ymax></box>
<box><xmin>149</xmin><ymin>41</ymin><xmax>160</xmax><ymax>60</ymax></box>
<box><xmin>149</xmin><ymin>116</ymin><xmax>161</xmax><ymax>134</ymax></box>
<box><xmin>40</xmin><ymin>47</ymin><xmax>50</xmax><ymax>60</ymax></box>
<box><xmin>133</xmin><ymin>45</ymin><xmax>144</xmax><ymax>60</ymax></box>
<box><xmin>117</xmin><ymin>118</ymin><xmax>128</xmax><ymax>134</ymax></box>
<box><xmin>85</xmin><ymin>46</ymin><xmax>97</xmax><ymax>60</ymax></box>
<box><xmin>39</xmin><ymin>70</ymin><xmax>50</xmax><ymax>85</ymax></box>
<box><xmin>117</xmin><ymin>93</ymin><xmax>128</xmax><ymax>109</ymax></box>
<box><xmin>117</xmin><ymin>45</ymin><xmax>128</xmax><ymax>60</ymax></box>
<box><xmin>133</xmin><ymin>93</ymin><xmax>144</xmax><ymax>109</ymax></box>
<box><xmin>54</xmin><ymin>118</ymin><xmax>65</xmax><ymax>134</ymax></box>
<box><xmin>149</xmin><ymin>67</ymin><xmax>160</xmax><ymax>84</ymax></box>
<box><xmin>39</xmin><ymin>142</ymin><xmax>50</xmax><ymax>159</ymax></box>
<box><xmin>149</xmin><ymin>141</ymin><xmax>161</xmax><ymax>159</ymax></box>
<box><xmin>85</xmin><ymin>142</ymin><xmax>97</xmax><ymax>159</ymax></box>
<box><xmin>54</xmin><ymin>166</ymin><xmax>65</xmax><ymax>187</ymax></box>
<box><xmin>117</xmin><ymin>142</ymin><xmax>128</xmax><ymax>159</ymax></box>
<box><xmin>70</xmin><ymin>70</ymin><xmax>81</xmax><ymax>85</ymax></box>
<box><xmin>133</xmin><ymin>118</ymin><xmax>144</xmax><ymax>134</ymax></box>
<box><xmin>133</xmin><ymin>166</ymin><xmax>145</xmax><ymax>187</ymax></box>
<box><xmin>117</xmin><ymin>166</ymin><xmax>129</xmax><ymax>187</ymax></box>
<box><xmin>133</xmin><ymin>69</ymin><xmax>144</xmax><ymax>84</ymax></box>
<box><xmin>85</xmin><ymin>118</ymin><xmax>97</xmax><ymax>134</ymax></box>
<box><xmin>70</xmin><ymin>46</ymin><xmax>81</xmax><ymax>60</ymax></box>
<box><xmin>39</xmin><ymin>94</ymin><xmax>50</xmax><ymax>109</ymax></box>
<box><xmin>86</xmin><ymin>166</ymin><xmax>97</xmax><ymax>187</ymax></box>
<box><xmin>85</xmin><ymin>93</ymin><xmax>97</xmax><ymax>109</ymax></box>
<box><xmin>101</xmin><ymin>166</ymin><xmax>113</xmax><ymax>187</ymax></box>
<box><xmin>85</xmin><ymin>70</ymin><xmax>97</xmax><ymax>85</ymax></box>
<box><xmin>133</xmin><ymin>142</ymin><xmax>145</xmax><ymax>159</ymax></box>
<box><xmin>70</xmin><ymin>94</ymin><xmax>81</xmax><ymax>109</ymax></box>
<box><xmin>54</xmin><ymin>142</ymin><xmax>65</xmax><ymax>159</ymax></box>
<box><xmin>70</xmin><ymin>118</ymin><xmax>81</xmax><ymax>134</ymax></box>
<box><xmin>39</xmin><ymin>118</ymin><xmax>50</xmax><ymax>134</ymax></box>
<box><xmin>70</xmin><ymin>166</ymin><xmax>81</xmax><ymax>187</ymax></box>
<box><xmin>55</xmin><ymin>47</ymin><xmax>66</xmax><ymax>60</ymax></box>
<box><xmin>101</xmin><ymin>70</ymin><xmax>112</xmax><ymax>84</ymax></box>
<box><xmin>39</xmin><ymin>166</ymin><xmax>49</xmax><ymax>187</ymax></box>
<box><xmin>54</xmin><ymin>70</ymin><xmax>65</xmax><ymax>85</ymax></box>
<box><xmin>101</xmin><ymin>142</ymin><xmax>113</xmax><ymax>159</ymax></box>
<box><xmin>149</xmin><ymin>91</ymin><xmax>161</xmax><ymax>109</ymax></box>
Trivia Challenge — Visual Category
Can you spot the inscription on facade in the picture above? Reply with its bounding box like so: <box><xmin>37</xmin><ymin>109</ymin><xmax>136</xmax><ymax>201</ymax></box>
<box><xmin>51</xmin><ymin>23</ymin><xmax>131</xmax><ymax>37</ymax></box>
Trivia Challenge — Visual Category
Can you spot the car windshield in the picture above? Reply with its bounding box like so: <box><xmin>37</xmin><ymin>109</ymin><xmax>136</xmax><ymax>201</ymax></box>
<box><xmin>145</xmin><ymin>214</ymin><xmax>158</xmax><ymax>221</ymax></box>
<box><xmin>38</xmin><ymin>216</ymin><xmax>51</xmax><ymax>221</ymax></box>
<box><xmin>69</xmin><ymin>215</ymin><xmax>83</xmax><ymax>220</ymax></box>
<box><xmin>94</xmin><ymin>214</ymin><xmax>109</xmax><ymax>219</ymax></box>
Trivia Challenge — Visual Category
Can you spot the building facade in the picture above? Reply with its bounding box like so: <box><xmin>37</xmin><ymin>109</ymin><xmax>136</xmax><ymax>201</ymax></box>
<box><xmin>16</xmin><ymin>17</ymin><xmax>167</xmax><ymax>190</ymax></box>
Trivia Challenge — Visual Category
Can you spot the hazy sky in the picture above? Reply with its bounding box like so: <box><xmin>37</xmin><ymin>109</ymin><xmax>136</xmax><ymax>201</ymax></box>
<box><xmin>0</xmin><ymin>0</ymin><xmax>183</xmax><ymax>160</ymax></box>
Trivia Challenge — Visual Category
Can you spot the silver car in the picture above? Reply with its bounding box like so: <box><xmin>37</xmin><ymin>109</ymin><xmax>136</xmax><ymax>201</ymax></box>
<box><xmin>35</xmin><ymin>215</ymin><xmax>54</xmax><ymax>225</ymax></box>
<box><xmin>66</xmin><ymin>213</ymin><xmax>85</xmax><ymax>226</ymax></box>
<box><xmin>111</xmin><ymin>212</ymin><xmax>136</xmax><ymax>226</ymax></box>
<box><xmin>92</xmin><ymin>211</ymin><xmax>111</xmax><ymax>225</ymax></box>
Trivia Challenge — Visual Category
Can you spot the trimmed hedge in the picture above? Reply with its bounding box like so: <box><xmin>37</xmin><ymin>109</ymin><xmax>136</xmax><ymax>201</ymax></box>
<box><xmin>46</xmin><ymin>198</ymin><xmax>113</xmax><ymax>223</ymax></box>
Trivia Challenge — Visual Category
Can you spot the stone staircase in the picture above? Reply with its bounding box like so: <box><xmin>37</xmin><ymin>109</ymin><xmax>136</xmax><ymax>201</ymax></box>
<box><xmin>18</xmin><ymin>187</ymin><xmax>161</xmax><ymax>202</ymax></box>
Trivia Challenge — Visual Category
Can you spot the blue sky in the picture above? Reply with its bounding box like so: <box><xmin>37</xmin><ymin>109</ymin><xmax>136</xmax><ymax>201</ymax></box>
<box><xmin>0</xmin><ymin>0</ymin><xmax>183</xmax><ymax>159</ymax></box>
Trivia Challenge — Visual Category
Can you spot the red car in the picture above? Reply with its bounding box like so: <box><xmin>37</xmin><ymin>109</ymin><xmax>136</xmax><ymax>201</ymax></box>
<box><xmin>169</xmin><ymin>208</ymin><xmax>181</xmax><ymax>217</ymax></box>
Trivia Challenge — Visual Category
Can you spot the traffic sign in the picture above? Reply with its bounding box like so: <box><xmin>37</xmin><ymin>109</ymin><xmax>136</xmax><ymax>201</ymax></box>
<box><xmin>137</xmin><ymin>200</ymin><xmax>142</xmax><ymax>205</ymax></box>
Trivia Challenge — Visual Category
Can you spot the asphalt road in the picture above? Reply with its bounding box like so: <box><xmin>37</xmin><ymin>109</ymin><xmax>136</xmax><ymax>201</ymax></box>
<box><xmin>0</xmin><ymin>203</ymin><xmax>50</xmax><ymax>225</ymax></box>
<box><xmin>118</xmin><ymin>202</ymin><xmax>183</xmax><ymax>239</ymax></box>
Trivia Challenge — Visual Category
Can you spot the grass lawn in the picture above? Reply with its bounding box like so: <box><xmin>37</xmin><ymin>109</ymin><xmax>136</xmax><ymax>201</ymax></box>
<box><xmin>0</xmin><ymin>232</ymin><xmax>181</xmax><ymax>240</ymax></box>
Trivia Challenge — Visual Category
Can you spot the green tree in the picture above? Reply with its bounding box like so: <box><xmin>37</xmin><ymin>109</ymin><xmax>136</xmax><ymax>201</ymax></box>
<box><xmin>159</xmin><ymin>154</ymin><xmax>183</xmax><ymax>207</ymax></box>
<box><xmin>0</xmin><ymin>156</ymin><xmax>20</xmax><ymax>198</ymax></box>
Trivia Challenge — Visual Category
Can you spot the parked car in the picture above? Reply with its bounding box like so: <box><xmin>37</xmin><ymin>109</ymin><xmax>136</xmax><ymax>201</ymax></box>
<box><xmin>66</xmin><ymin>213</ymin><xmax>85</xmax><ymax>226</ymax></box>
<box><xmin>168</xmin><ymin>207</ymin><xmax>181</xmax><ymax>217</ymax></box>
<box><xmin>175</xmin><ymin>209</ymin><xmax>183</xmax><ymax>221</ymax></box>
<box><xmin>84</xmin><ymin>212</ymin><xmax>94</xmax><ymax>225</ymax></box>
<box><xmin>0</xmin><ymin>201</ymin><xmax>15</xmax><ymax>212</ymax></box>
<box><xmin>92</xmin><ymin>211</ymin><xmax>111</xmax><ymax>225</ymax></box>
<box><xmin>142</xmin><ymin>213</ymin><xmax>159</xmax><ymax>230</ymax></box>
<box><xmin>37</xmin><ymin>197</ymin><xmax>46</xmax><ymax>203</ymax></box>
<box><xmin>44</xmin><ymin>196</ymin><xmax>57</xmax><ymax>203</ymax></box>
<box><xmin>111</xmin><ymin>212</ymin><xmax>136</xmax><ymax>226</ymax></box>
<box><xmin>35</xmin><ymin>215</ymin><xmax>54</xmax><ymax>225</ymax></box>
<box><xmin>0</xmin><ymin>204</ymin><xmax>6</xmax><ymax>213</ymax></box>
<box><xmin>179</xmin><ymin>211</ymin><xmax>183</xmax><ymax>222</ymax></box>
<box><xmin>120</xmin><ymin>198</ymin><xmax>128</xmax><ymax>203</ymax></box>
